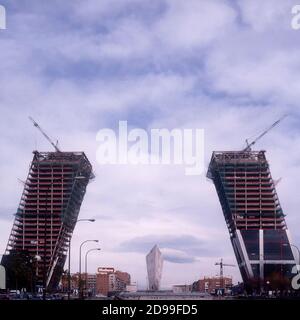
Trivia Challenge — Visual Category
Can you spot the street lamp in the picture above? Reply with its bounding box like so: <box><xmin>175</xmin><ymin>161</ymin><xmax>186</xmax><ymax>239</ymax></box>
<box><xmin>84</xmin><ymin>248</ymin><xmax>101</xmax><ymax>297</ymax></box>
<box><xmin>67</xmin><ymin>219</ymin><xmax>95</xmax><ymax>300</ymax></box>
<box><xmin>79</xmin><ymin>239</ymin><xmax>99</xmax><ymax>298</ymax></box>
<box><xmin>266</xmin><ymin>281</ymin><xmax>271</xmax><ymax>297</ymax></box>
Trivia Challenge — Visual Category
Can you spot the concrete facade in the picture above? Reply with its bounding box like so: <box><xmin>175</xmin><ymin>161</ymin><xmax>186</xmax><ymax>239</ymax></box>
<box><xmin>0</xmin><ymin>265</ymin><xmax>5</xmax><ymax>290</ymax></box>
<box><xmin>197</xmin><ymin>276</ymin><xmax>233</xmax><ymax>294</ymax></box>
<box><xmin>146</xmin><ymin>245</ymin><xmax>163</xmax><ymax>291</ymax></box>
<box><xmin>96</xmin><ymin>267</ymin><xmax>131</xmax><ymax>296</ymax></box>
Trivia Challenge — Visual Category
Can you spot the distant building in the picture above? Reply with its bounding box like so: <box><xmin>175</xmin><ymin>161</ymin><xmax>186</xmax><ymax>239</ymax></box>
<box><xmin>60</xmin><ymin>272</ymin><xmax>102</xmax><ymax>297</ymax></box>
<box><xmin>96</xmin><ymin>267</ymin><xmax>131</xmax><ymax>296</ymax></box>
<box><xmin>61</xmin><ymin>269</ymin><xmax>131</xmax><ymax>297</ymax></box>
<box><xmin>115</xmin><ymin>270</ymin><xmax>131</xmax><ymax>285</ymax></box>
<box><xmin>61</xmin><ymin>273</ymin><xmax>79</xmax><ymax>294</ymax></box>
<box><xmin>195</xmin><ymin>276</ymin><xmax>233</xmax><ymax>294</ymax></box>
<box><xmin>172</xmin><ymin>285</ymin><xmax>192</xmax><ymax>293</ymax></box>
<box><xmin>85</xmin><ymin>274</ymin><xmax>97</xmax><ymax>296</ymax></box>
<box><xmin>146</xmin><ymin>245</ymin><xmax>163</xmax><ymax>291</ymax></box>
<box><xmin>126</xmin><ymin>283</ymin><xmax>138</xmax><ymax>292</ymax></box>
<box><xmin>96</xmin><ymin>270</ymin><xmax>110</xmax><ymax>296</ymax></box>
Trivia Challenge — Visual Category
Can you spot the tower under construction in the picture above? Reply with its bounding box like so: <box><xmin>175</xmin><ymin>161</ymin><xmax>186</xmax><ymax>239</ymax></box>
<box><xmin>208</xmin><ymin>150</ymin><xmax>296</xmax><ymax>291</ymax></box>
<box><xmin>3</xmin><ymin>151</ymin><xmax>93</xmax><ymax>290</ymax></box>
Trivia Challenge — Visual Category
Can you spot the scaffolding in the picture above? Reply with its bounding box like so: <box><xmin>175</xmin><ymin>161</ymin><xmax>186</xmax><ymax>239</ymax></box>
<box><xmin>207</xmin><ymin>151</ymin><xmax>285</xmax><ymax>233</ymax></box>
<box><xmin>5</xmin><ymin>151</ymin><xmax>93</xmax><ymax>290</ymax></box>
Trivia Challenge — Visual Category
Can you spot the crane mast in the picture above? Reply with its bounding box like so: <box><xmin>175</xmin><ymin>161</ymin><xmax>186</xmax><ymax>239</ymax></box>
<box><xmin>29</xmin><ymin>116</ymin><xmax>61</xmax><ymax>152</ymax></box>
<box><xmin>215</xmin><ymin>258</ymin><xmax>235</xmax><ymax>278</ymax></box>
<box><xmin>243</xmin><ymin>114</ymin><xmax>287</xmax><ymax>152</ymax></box>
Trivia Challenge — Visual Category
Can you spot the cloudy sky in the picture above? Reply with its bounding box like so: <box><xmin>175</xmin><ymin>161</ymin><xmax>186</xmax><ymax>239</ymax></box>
<box><xmin>1</xmin><ymin>0</ymin><xmax>300</xmax><ymax>288</ymax></box>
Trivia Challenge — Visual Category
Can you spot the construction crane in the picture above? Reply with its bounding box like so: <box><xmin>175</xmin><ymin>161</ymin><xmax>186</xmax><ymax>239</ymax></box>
<box><xmin>243</xmin><ymin>114</ymin><xmax>287</xmax><ymax>152</ymax></box>
<box><xmin>215</xmin><ymin>258</ymin><xmax>235</xmax><ymax>278</ymax></box>
<box><xmin>274</xmin><ymin>177</ymin><xmax>282</xmax><ymax>187</ymax></box>
<box><xmin>29</xmin><ymin>116</ymin><xmax>61</xmax><ymax>152</ymax></box>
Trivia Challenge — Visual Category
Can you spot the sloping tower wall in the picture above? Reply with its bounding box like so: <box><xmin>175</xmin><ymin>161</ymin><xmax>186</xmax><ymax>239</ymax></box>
<box><xmin>4</xmin><ymin>151</ymin><xmax>93</xmax><ymax>290</ymax></box>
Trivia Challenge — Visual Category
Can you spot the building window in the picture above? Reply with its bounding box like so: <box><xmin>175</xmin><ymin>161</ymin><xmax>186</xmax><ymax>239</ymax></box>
<box><xmin>264</xmin><ymin>230</ymin><xmax>293</xmax><ymax>260</ymax></box>
<box><xmin>241</xmin><ymin>230</ymin><xmax>259</xmax><ymax>260</ymax></box>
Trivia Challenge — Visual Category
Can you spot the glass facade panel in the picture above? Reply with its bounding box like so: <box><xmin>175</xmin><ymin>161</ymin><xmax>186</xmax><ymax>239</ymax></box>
<box><xmin>251</xmin><ymin>264</ymin><xmax>260</xmax><ymax>278</ymax></box>
<box><xmin>264</xmin><ymin>230</ymin><xmax>293</xmax><ymax>260</ymax></box>
<box><xmin>241</xmin><ymin>230</ymin><xmax>259</xmax><ymax>260</ymax></box>
<box><xmin>264</xmin><ymin>264</ymin><xmax>295</xmax><ymax>281</ymax></box>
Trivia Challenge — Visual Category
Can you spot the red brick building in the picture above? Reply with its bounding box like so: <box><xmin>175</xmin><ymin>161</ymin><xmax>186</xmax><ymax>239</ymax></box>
<box><xmin>61</xmin><ymin>273</ymin><xmax>79</xmax><ymax>293</ymax></box>
<box><xmin>96</xmin><ymin>267</ymin><xmax>131</xmax><ymax>296</ymax></box>
<box><xmin>196</xmin><ymin>277</ymin><xmax>232</xmax><ymax>294</ymax></box>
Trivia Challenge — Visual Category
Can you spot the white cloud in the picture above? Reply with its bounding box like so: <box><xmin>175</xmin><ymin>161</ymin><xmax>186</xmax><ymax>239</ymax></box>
<box><xmin>1</xmin><ymin>1</ymin><xmax>300</xmax><ymax>289</ymax></box>
<box><xmin>156</xmin><ymin>0</ymin><xmax>236</xmax><ymax>50</ymax></box>
<box><xmin>237</xmin><ymin>0</ymin><xmax>295</xmax><ymax>32</ymax></box>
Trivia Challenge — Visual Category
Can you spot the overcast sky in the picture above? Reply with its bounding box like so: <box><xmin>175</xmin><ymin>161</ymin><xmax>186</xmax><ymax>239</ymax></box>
<box><xmin>1</xmin><ymin>0</ymin><xmax>300</xmax><ymax>289</ymax></box>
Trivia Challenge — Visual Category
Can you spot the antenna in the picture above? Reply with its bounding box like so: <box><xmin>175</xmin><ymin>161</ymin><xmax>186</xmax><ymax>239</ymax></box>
<box><xmin>29</xmin><ymin>116</ymin><xmax>61</xmax><ymax>152</ymax></box>
<box><xmin>243</xmin><ymin>115</ymin><xmax>287</xmax><ymax>152</ymax></box>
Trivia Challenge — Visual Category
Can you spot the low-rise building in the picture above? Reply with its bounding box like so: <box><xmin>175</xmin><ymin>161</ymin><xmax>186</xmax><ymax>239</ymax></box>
<box><xmin>85</xmin><ymin>274</ymin><xmax>97</xmax><ymax>296</ymax></box>
<box><xmin>61</xmin><ymin>273</ymin><xmax>97</xmax><ymax>296</ymax></box>
<box><xmin>172</xmin><ymin>284</ymin><xmax>192</xmax><ymax>293</ymax></box>
<box><xmin>61</xmin><ymin>273</ymin><xmax>80</xmax><ymax>294</ymax></box>
<box><xmin>96</xmin><ymin>267</ymin><xmax>131</xmax><ymax>296</ymax></box>
<box><xmin>126</xmin><ymin>283</ymin><xmax>138</xmax><ymax>292</ymax></box>
<box><xmin>195</xmin><ymin>276</ymin><xmax>233</xmax><ymax>294</ymax></box>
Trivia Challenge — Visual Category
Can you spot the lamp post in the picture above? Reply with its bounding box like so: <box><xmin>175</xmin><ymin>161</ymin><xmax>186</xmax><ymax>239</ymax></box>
<box><xmin>266</xmin><ymin>281</ymin><xmax>271</xmax><ymax>297</ymax></box>
<box><xmin>67</xmin><ymin>219</ymin><xmax>95</xmax><ymax>300</ymax></box>
<box><xmin>84</xmin><ymin>248</ymin><xmax>101</xmax><ymax>297</ymax></box>
<box><xmin>79</xmin><ymin>239</ymin><xmax>99</xmax><ymax>299</ymax></box>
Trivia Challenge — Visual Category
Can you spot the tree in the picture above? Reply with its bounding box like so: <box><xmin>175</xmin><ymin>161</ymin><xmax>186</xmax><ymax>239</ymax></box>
<box><xmin>1</xmin><ymin>250</ymin><xmax>35</xmax><ymax>291</ymax></box>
